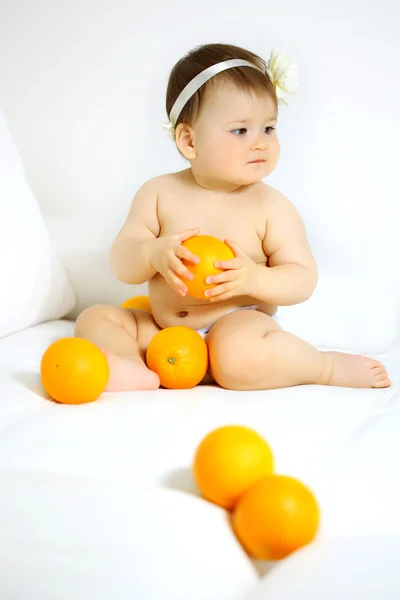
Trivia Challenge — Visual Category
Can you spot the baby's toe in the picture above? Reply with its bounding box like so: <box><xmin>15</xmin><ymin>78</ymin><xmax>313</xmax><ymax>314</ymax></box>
<box><xmin>373</xmin><ymin>374</ymin><xmax>391</xmax><ymax>388</ymax></box>
<box><xmin>375</xmin><ymin>371</ymin><xmax>387</xmax><ymax>380</ymax></box>
<box><xmin>372</xmin><ymin>366</ymin><xmax>387</xmax><ymax>376</ymax></box>
<box><xmin>364</xmin><ymin>358</ymin><xmax>391</xmax><ymax>388</ymax></box>
<box><xmin>364</xmin><ymin>357</ymin><xmax>384</xmax><ymax>368</ymax></box>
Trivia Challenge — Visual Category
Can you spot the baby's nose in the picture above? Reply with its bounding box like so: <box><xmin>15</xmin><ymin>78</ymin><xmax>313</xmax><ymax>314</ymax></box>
<box><xmin>251</xmin><ymin>133</ymin><xmax>268</xmax><ymax>150</ymax></box>
<box><xmin>251</xmin><ymin>139</ymin><xmax>267</xmax><ymax>151</ymax></box>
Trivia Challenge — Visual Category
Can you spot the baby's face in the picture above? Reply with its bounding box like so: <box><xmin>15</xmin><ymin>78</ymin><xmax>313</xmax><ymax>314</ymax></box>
<box><xmin>191</xmin><ymin>85</ymin><xmax>280</xmax><ymax>186</ymax></box>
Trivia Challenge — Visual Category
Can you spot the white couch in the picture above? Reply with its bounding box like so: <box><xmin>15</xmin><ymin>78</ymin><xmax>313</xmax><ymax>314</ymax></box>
<box><xmin>2</xmin><ymin>76</ymin><xmax>400</xmax><ymax>600</ymax></box>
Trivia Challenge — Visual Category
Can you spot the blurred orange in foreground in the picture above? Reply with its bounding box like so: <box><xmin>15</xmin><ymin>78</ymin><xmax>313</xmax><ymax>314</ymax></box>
<box><xmin>193</xmin><ymin>425</ymin><xmax>274</xmax><ymax>510</ymax></box>
<box><xmin>232</xmin><ymin>474</ymin><xmax>320</xmax><ymax>560</ymax></box>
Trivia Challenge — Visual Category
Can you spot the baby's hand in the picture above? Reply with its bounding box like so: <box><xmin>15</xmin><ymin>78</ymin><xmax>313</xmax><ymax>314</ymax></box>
<box><xmin>204</xmin><ymin>239</ymin><xmax>259</xmax><ymax>302</ymax></box>
<box><xmin>149</xmin><ymin>228</ymin><xmax>200</xmax><ymax>296</ymax></box>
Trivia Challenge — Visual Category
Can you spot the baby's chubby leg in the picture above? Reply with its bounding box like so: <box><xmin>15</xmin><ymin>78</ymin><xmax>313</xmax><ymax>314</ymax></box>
<box><xmin>207</xmin><ymin>310</ymin><xmax>391</xmax><ymax>391</ymax></box>
<box><xmin>74</xmin><ymin>305</ymin><xmax>161</xmax><ymax>391</ymax></box>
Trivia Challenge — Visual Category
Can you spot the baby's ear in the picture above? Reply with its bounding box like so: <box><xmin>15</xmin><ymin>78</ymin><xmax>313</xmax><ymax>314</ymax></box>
<box><xmin>175</xmin><ymin>123</ymin><xmax>197</xmax><ymax>160</ymax></box>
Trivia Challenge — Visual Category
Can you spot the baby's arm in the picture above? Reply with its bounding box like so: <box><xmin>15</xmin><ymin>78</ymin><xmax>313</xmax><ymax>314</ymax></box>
<box><xmin>110</xmin><ymin>177</ymin><xmax>200</xmax><ymax>290</ymax></box>
<box><xmin>253</xmin><ymin>192</ymin><xmax>318</xmax><ymax>306</ymax></box>
<box><xmin>109</xmin><ymin>178</ymin><xmax>161</xmax><ymax>284</ymax></box>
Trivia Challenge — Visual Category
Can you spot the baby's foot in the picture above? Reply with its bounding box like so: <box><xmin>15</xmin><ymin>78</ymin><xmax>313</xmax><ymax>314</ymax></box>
<box><xmin>100</xmin><ymin>348</ymin><xmax>160</xmax><ymax>392</ymax></box>
<box><xmin>318</xmin><ymin>352</ymin><xmax>391</xmax><ymax>389</ymax></box>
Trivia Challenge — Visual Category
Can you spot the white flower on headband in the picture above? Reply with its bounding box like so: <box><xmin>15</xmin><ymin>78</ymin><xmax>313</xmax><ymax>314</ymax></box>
<box><xmin>161</xmin><ymin>120</ymin><xmax>176</xmax><ymax>140</ymax></box>
<box><xmin>266</xmin><ymin>47</ymin><xmax>298</xmax><ymax>105</ymax></box>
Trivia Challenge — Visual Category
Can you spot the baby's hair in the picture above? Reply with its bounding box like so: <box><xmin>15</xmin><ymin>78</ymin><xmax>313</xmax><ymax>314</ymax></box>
<box><xmin>165</xmin><ymin>43</ymin><xmax>277</xmax><ymax>133</ymax></box>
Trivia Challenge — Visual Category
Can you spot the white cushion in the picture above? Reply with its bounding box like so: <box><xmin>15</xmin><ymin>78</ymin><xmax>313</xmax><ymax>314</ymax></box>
<box><xmin>243</xmin><ymin>536</ymin><xmax>400</xmax><ymax>599</ymax></box>
<box><xmin>0</xmin><ymin>321</ymin><xmax>400</xmax><ymax>597</ymax></box>
<box><xmin>0</xmin><ymin>469</ymin><xmax>257</xmax><ymax>600</ymax></box>
<box><xmin>1</xmin><ymin>320</ymin><xmax>399</xmax><ymax>487</ymax></box>
<box><xmin>0</xmin><ymin>109</ymin><xmax>75</xmax><ymax>338</ymax></box>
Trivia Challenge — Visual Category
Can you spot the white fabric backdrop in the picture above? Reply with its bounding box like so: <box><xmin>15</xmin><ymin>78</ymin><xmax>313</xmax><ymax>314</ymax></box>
<box><xmin>0</xmin><ymin>0</ymin><xmax>399</xmax><ymax>330</ymax></box>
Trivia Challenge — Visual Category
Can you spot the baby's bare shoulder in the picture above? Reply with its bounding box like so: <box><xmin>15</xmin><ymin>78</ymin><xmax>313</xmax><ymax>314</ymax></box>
<box><xmin>260</xmin><ymin>184</ymin><xmax>317</xmax><ymax>274</ymax></box>
<box><xmin>259</xmin><ymin>182</ymin><xmax>290</xmax><ymax>208</ymax></box>
<box><xmin>260</xmin><ymin>183</ymin><xmax>305</xmax><ymax>226</ymax></box>
<box><xmin>147</xmin><ymin>170</ymin><xmax>187</xmax><ymax>194</ymax></box>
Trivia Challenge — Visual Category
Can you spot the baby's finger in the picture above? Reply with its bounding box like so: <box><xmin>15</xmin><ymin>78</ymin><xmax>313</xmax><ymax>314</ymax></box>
<box><xmin>205</xmin><ymin>270</ymin><xmax>236</xmax><ymax>286</ymax></box>
<box><xmin>205</xmin><ymin>281</ymin><xmax>234</xmax><ymax>299</ymax></box>
<box><xmin>170</xmin><ymin>255</ymin><xmax>194</xmax><ymax>281</ymax></box>
<box><xmin>176</xmin><ymin>245</ymin><xmax>200</xmax><ymax>265</ymax></box>
<box><xmin>209</xmin><ymin>290</ymin><xmax>235</xmax><ymax>302</ymax></box>
<box><xmin>214</xmin><ymin>258</ymin><xmax>242</xmax><ymax>270</ymax></box>
<box><xmin>165</xmin><ymin>270</ymin><xmax>188</xmax><ymax>296</ymax></box>
<box><xmin>175</xmin><ymin>228</ymin><xmax>200</xmax><ymax>243</ymax></box>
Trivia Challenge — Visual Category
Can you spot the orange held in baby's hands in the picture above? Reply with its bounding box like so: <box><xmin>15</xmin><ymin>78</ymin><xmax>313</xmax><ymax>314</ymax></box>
<box><xmin>146</xmin><ymin>326</ymin><xmax>208</xmax><ymax>389</ymax></box>
<box><xmin>40</xmin><ymin>337</ymin><xmax>109</xmax><ymax>404</ymax></box>
<box><xmin>180</xmin><ymin>235</ymin><xmax>235</xmax><ymax>299</ymax></box>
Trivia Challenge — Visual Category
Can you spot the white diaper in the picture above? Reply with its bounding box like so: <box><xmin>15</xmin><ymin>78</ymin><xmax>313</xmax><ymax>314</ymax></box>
<box><xmin>195</xmin><ymin>305</ymin><xmax>278</xmax><ymax>339</ymax></box>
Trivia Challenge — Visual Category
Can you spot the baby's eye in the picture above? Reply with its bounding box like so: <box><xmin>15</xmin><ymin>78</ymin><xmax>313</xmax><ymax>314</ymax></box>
<box><xmin>231</xmin><ymin>126</ymin><xmax>276</xmax><ymax>136</ymax></box>
<box><xmin>231</xmin><ymin>128</ymin><xmax>247</xmax><ymax>135</ymax></box>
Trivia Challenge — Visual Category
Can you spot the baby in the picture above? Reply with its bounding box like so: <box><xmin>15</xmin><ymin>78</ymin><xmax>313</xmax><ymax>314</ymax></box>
<box><xmin>75</xmin><ymin>43</ymin><xmax>391</xmax><ymax>392</ymax></box>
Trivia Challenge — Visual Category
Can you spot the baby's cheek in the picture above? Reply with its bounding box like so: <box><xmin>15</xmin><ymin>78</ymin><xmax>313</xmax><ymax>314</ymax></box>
<box><xmin>270</xmin><ymin>139</ymin><xmax>280</xmax><ymax>162</ymax></box>
<box><xmin>211</xmin><ymin>137</ymin><xmax>234</xmax><ymax>161</ymax></box>
<box><xmin>219</xmin><ymin>150</ymin><xmax>241</xmax><ymax>172</ymax></box>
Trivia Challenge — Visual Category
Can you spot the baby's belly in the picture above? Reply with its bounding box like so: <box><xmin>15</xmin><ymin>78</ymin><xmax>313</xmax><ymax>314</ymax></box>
<box><xmin>148</xmin><ymin>274</ymin><xmax>276</xmax><ymax>329</ymax></box>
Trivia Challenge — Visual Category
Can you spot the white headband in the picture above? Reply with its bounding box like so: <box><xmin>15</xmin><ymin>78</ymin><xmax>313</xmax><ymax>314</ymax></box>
<box><xmin>162</xmin><ymin>48</ymin><xmax>298</xmax><ymax>139</ymax></box>
<box><xmin>169</xmin><ymin>59</ymin><xmax>264</xmax><ymax>128</ymax></box>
